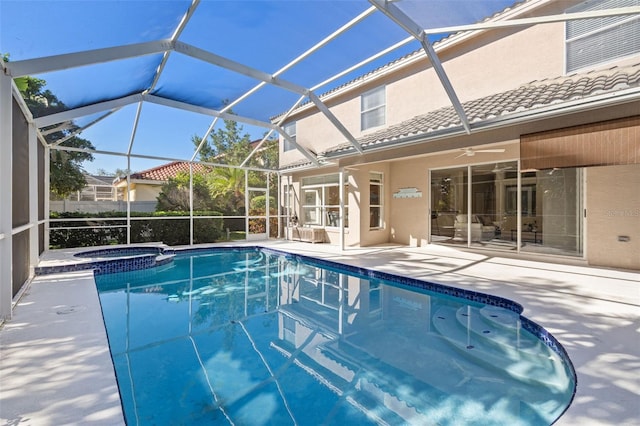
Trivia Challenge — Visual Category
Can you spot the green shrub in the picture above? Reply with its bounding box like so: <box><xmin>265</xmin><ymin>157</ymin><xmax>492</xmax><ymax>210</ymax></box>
<box><xmin>49</xmin><ymin>211</ymin><xmax>223</xmax><ymax>249</ymax></box>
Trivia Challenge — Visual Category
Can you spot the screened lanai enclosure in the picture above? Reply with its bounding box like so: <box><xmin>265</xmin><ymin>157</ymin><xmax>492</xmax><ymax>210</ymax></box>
<box><xmin>2</xmin><ymin>0</ymin><xmax>639</xmax><ymax>320</ymax></box>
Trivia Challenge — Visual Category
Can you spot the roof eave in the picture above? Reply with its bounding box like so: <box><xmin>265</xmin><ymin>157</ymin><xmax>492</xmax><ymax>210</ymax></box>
<box><xmin>318</xmin><ymin>88</ymin><xmax>640</xmax><ymax>162</ymax></box>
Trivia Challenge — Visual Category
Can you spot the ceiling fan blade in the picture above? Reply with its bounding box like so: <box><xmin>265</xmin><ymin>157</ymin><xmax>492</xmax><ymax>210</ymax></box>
<box><xmin>491</xmin><ymin>164</ymin><xmax>513</xmax><ymax>172</ymax></box>
<box><xmin>476</xmin><ymin>149</ymin><xmax>506</xmax><ymax>153</ymax></box>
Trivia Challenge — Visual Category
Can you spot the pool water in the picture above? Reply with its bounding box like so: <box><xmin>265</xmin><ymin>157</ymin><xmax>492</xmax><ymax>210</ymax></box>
<box><xmin>95</xmin><ymin>248</ymin><xmax>575</xmax><ymax>425</ymax></box>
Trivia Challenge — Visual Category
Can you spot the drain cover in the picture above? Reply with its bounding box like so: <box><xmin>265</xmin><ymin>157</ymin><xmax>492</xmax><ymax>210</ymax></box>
<box><xmin>55</xmin><ymin>305</ymin><xmax>86</xmax><ymax>315</ymax></box>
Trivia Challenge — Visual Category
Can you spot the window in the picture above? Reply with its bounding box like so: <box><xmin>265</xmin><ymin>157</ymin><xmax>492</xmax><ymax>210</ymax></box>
<box><xmin>282</xmin><ymin>121</ymin><xmax>296</xmax><ymax>152</ymax></box>
<box><xmin>301</xmin><ymin>174</ymin><xmax>349</xmax><ymax>227</ymax></box>
<box><xmin>566</xmin><ymin>0</ymin><xmax>640</xmax><ymax>72</ymax></box>
<box><xmin>361</xmin><ymin>86</ymin><xmax>385</xmax><ymax>130</ymax></box>
<box><xmin>369</xmin><ymin>172</ymin><xmax>383</xmax><ymax>229</ymax></box>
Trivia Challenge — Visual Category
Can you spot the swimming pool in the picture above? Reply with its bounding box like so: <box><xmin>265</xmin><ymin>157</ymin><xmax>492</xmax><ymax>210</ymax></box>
<box><xmin>95</xmin><ymin>247</ymin><xmax>575</xmax><ymax>425</ymax></box>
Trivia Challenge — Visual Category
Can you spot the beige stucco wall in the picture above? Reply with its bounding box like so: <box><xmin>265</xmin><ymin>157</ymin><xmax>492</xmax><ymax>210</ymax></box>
<box><xmin>586</xmin><ymin>164</ymin><xmax>640</xmax><ymax>270</ymax></box>
<box><xmin>350</xmin><ymin>163</ymin><xmax>392</xmax><ymax>247</ymax></box>
<box><xmin>387</xmin><ymin>142</ymin><xmax>520</xmax><ymax>246</ymax></box>
<box><xmin>133</xmin><ymin>184</ymin><xmax>162</xmax><ymax>203</ymax></box>
<box><xmin>116</xmin><ymin>182</ymin><xmax>162</xmax><ymax>203</ymax></box>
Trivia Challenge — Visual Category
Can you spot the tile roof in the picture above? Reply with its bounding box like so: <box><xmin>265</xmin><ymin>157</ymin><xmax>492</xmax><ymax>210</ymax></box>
<box><xmin>128</xmin><ymin>161</ymin><xmax>207</xmax><ymax>182</ymax></box>
<box><xmin>318</xmin><ymin>62</ymin><xmax>640</xmax><ymax>158</ymax></box>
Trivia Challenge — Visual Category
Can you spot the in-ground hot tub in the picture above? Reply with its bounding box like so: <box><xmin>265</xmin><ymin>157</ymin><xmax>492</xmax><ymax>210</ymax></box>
<box><xmin>35</xmin><ymin>245</ymin><xmax>175</xmax><ymax>276</ymax></box>
<box><xmin>74</xmin><ymin>246</ymin><xmax>167</xmax><ymax>259</ymax></box>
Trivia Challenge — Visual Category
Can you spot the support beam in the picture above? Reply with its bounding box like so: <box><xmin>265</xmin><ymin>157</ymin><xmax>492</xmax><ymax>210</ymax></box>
<box><xmin>308</xmin><ymin>92</ymin><xmax>363</xmax><ymax>153</ymax></box>
<box><xmin>189</xmin><ymin>163</ymin><xmax>194</xmax><ymax>246</ymax></box>
<box><xmin>339</xmin><ymin>168</ymin><xmax>345</xmax><ymax>252</ymax></box>
<box><xmin>0</xmin><ymin>72</ymin><xmax>13</xmax><ymax>320</ymax></box>
<box><xmin>50</xmin><ymin>109</ymin><xmax>121</xmax><ymax>147</ymax></box>
<box><xmin>277</xmin><ymin>127</ymin><xmax>320</xmax><ymax>167</ymax></box>
<box><xmin>35</xmin><ymin>94</ymin><xmax>142</xmax><ymax>128</ymax></box>
<box><xmin>6</xmin><ymin>40</ymin><xmax>173</xmax><ymax>78</ymax></box>
<box><xmin>240</xmin><ymin>129</ymin><xmax>276</xmax><ymax>168</ymax></box>
<box><xmin>51</xmin><ymin>144</ymin><xmax>278</xmax><ymax>173</ymax></box>
<box><xmin>191</xmin><ymin>117</ymin><xmax>219</xmax><ymax>162</ymax></box>
<box><xmin>127</xmin><ymin>102</ymin><xmax>144</xmax><ymax>156</ymax></box>
<box><xmin>28</xmin><ymin>121</ymin><xmax>39</xmax><ymax>275</ymax></box>
<box><xmin>220</xmin><ymin>5</ymin><xmax>377</xmax><ymax>115</ymax></box>
<box><xmin>422</xmin><ymin>7</ymin><xmax>640</xmax><ymax>35</ymax></box>
<box><xmin>174</xmin><ymin>42</ymin><xmax>308</xmax><ymax>96</ymax></box>
<box><xmin>205</xmin><ymin>6</ymin><xmax>377</xmax><ymax>169</ymax></box>
<box><xmin>146</xmin><ymin>0</ymin><xmax>201</xmax><ymax>92</ymax></box>
<box><xmin>368</xmin><ymin>0</ymin><xmax>471</xmax><ymax>133</ymax></box>
<box><xmin>43</xmin><ymin>145</ymin><xmax>50</xmax><ymax>250</ymax></box>
<box><xmin>144</xmin><ymin>94</ymin><xmax>275</xmax><ymax>129</ymax></box>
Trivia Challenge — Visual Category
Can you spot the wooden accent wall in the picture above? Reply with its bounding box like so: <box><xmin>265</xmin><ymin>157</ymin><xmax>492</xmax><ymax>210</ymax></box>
<box><xmin>521</xmin><ymin>116</ymin><xmax>640</xmax><ymax>170</ymax></box>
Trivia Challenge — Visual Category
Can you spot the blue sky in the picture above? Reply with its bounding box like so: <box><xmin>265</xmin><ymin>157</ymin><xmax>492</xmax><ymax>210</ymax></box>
<box><xmin>1</xmin><ymin>0</ymin><xmax>516</xmax><ymax>174</ymax></box>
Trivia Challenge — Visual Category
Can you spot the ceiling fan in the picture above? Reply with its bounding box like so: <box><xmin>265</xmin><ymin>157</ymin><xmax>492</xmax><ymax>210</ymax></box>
<box><xmin>491</xmin><ymin>163</ymin><xmax>513</xmax><ymax>173</ymax></box>
<box><xmin>455</xmin><ymin>148</ymin><xmax>505</xmax><ymax>158</ymax></box>
<box><xmin>475</xmin><ymin>163</ymin><xmax>514</xmax><ymax>173</ymax></box>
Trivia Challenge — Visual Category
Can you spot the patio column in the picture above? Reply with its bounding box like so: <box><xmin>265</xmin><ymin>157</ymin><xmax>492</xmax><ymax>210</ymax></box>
<box><xmin>43</xmin><ymin>145</ymin><xmax>50</xmax><ymax>250</ymax></box>
<box><xmin>28</xmin><ymin>121</ymin><xmax>38</xmax><ymax>273</ymax></box>
<box><xmin>189</xmin><ymin>163</ymin><xmax>193</xmax><ymax>246</ymax></box>
<box><xmin>339</xmin><ymin>168</ymin><xmax>345</xmax><ymax>252</ymax></box>
<box><xmin>0</xmin><ymin>72</ymin><xmax>13</xmax><ymax>321</ymax></box>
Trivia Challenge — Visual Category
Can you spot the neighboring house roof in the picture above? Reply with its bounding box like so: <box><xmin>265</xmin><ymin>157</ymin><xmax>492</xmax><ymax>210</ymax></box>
<box><xmin>282</xmin><ymin>62</ymin><xmax>640</xmax><ymax>169</ymax></box>
<box><xmin>84</xmin><ymin>174</ymin><xmax>116</xmax><ymax>186</ymax></box>
<box><xmin>115</xmin><ymin>161</ymin><xmax>207</xmax><ymax>184</ymax></box>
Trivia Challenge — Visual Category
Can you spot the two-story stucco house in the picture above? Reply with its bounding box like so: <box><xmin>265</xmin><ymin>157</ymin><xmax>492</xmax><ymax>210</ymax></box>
<box><xmin>275</xmin><ymin>0</ymin><xmax>639</xmax><ymax>270</ymax></box>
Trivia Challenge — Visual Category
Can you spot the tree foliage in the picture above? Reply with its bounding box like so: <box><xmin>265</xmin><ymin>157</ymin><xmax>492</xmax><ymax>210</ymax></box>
<box><xmin>193</xmin><ymin>117</ymin><xmax>252</xmax><ymax>165</ymax></box>
<box><xmin>4</xmin><ymin>53</ymin><xmax>95</xmax><ymax>198</ymax></box>
<box><xmin>157</xmin><ymin>113</ymin><xmax>278</xmax><ymax>214</ymax></box>
<box><xmin>207</xmin><ymin>167</ymin><xmax>246</xmax><ymax>214</ymax></box>
<box><xmin>192</xmin><ymin>113</ymin><xmax>278</xmax><ymax>169</ymax></box>
<box><xmin>156</xmin><ymin>171</ymin><xmax>214</xmax><ymax>212</ymax></box>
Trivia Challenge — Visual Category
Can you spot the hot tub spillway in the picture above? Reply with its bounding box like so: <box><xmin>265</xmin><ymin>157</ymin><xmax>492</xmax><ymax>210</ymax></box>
<box><xmin>74</xmin><ymin>246</ymin><xmax>167</xmax><ymax>259</ymax></box>
<box><xmin>35</xmin><ymin>246</ymin><xmax>175</xmax><ymax>276</ymax></box>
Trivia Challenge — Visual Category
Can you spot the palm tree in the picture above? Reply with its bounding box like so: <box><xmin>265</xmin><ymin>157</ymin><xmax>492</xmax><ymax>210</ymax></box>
<box><xmin>207</xmin><ymin>167</ymin><xmax>246</xmax><ymax>214</ymax></box>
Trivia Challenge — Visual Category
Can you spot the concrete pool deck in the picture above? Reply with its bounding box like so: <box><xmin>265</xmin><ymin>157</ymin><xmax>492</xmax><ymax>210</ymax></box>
<box><xmin>1</xmin><ymin>241</ymin><xmax>638</xmax><ymax>425</ymax></box>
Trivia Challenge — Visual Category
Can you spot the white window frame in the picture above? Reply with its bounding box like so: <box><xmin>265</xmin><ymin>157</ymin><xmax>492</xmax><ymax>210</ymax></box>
<box><xmin>301</xmin><ymin>174</ymin><xmax>349</xmax><ymax>228</ymax></box>
<box><xmin>565</xmin><ymin>0</ymin><xmax>640</xmax><ymax>73</ymax></box>
<box><xmin>282</xmin><ymin>121</ymin><xmax>296</xmax><ymax>152</ymax></box>
<box><xmin>369</xmin><ymin>172</ymin><xmax>383</xmax><ymax>230</ymax></box>
<box><xmin>361</xmin><ymin>86</ymin><xmax>386</xmax><ymax>131</ymax></box>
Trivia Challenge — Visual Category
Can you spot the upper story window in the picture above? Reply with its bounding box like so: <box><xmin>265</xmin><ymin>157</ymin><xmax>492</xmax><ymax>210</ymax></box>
<box><xmin>282</xmin><ymin>121</ymin><xmax>296</xmax><ymax>152</ymax></box>
<box><xmin>361</xmin><ymin>86</ymin><xmax>386</xmax><ymax>131</ymax></box>
<box><xmin>566</xmin><ymin>0</ymin><xmax>640</xmax><ymax>72</ymax></box>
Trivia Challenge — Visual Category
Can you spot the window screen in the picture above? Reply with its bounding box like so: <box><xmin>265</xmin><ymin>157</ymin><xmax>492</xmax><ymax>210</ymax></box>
<box><xmin>282</xmin><ymin>121</ymin><xmax>296</xmax><ymax>152</ymax></box>
<box><xmin>566</xmin><ymin>0</ymin><xmax>640</xmax><ymax>72</ymax></box>
<box><xmin>361</xmin><ymin>86</ymin><xmax>386</xmax><ymax>131</ymax></box>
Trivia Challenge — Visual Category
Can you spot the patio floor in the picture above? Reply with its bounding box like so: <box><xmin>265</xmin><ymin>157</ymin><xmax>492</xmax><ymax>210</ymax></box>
<box><xmin>1</xmin><ymin>241</ymin><xmax>638</xmax><ymax>425</ymax></box>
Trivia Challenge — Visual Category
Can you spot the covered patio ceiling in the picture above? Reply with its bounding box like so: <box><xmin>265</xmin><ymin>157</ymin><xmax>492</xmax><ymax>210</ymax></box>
<box><xmin>2</xmin><ymin>0</ymin><xmax>638</xmax><ymax>173</ymax></box>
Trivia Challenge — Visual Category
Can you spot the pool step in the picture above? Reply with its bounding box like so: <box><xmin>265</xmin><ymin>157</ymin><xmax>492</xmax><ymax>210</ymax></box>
<box><xmin>432</xmin><ymin>305</ymin><xmax>571</xmax><ymax>391</ymax></box>
<box><xmin>455</xmin><ymin>306</ymin><xmax>543</xmax><ymax>355</ymax></box>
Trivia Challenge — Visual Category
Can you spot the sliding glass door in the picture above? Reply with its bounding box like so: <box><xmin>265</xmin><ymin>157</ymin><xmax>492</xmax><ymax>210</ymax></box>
<box><xmin>430</xmin><ymin>163</ymin><xmax>583</xmax><ymax>256</ymax></box>
<box><xmin>430</xmin><ymin>167</ymin><xmax>467</xmax><ymax>242</ymax></box>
